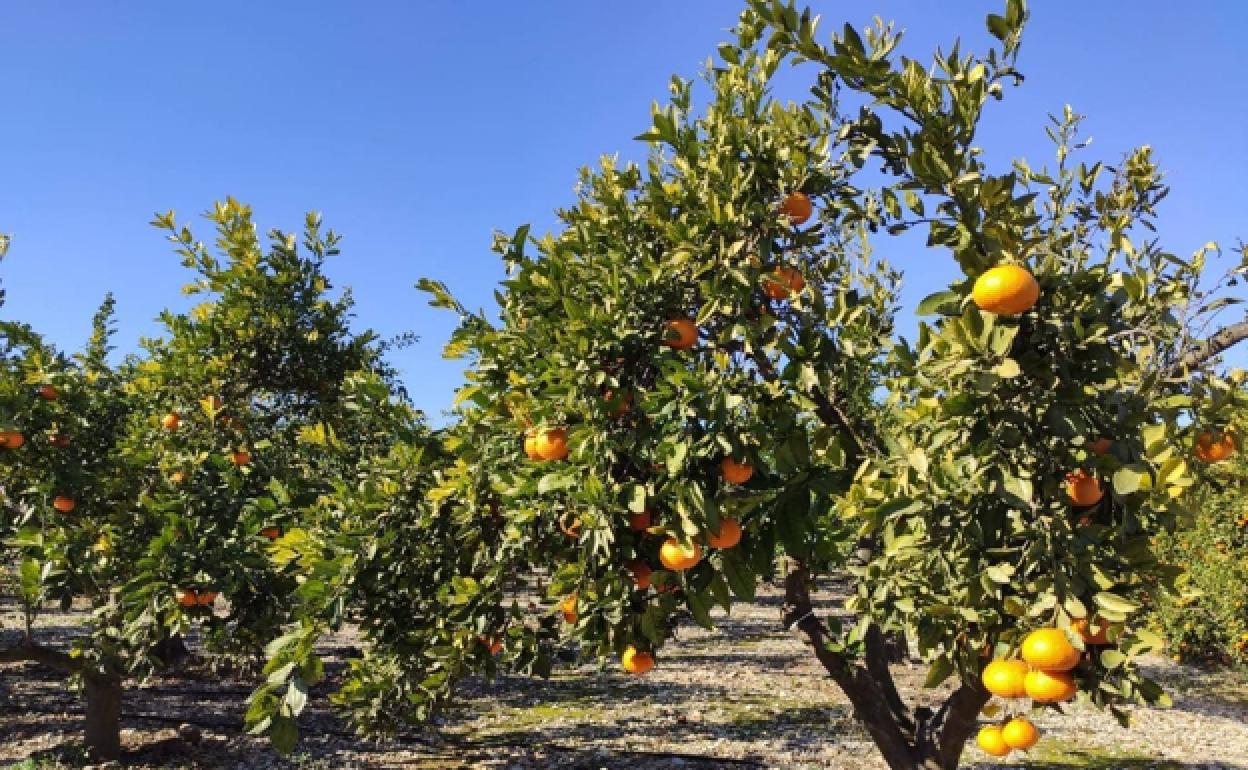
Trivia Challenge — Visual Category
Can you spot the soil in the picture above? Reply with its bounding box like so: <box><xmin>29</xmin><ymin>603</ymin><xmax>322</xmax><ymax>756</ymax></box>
<box><xmin>3</xmin><ymin>579</ymin><xmax>1247</xmax><ymax>770</ymax></box>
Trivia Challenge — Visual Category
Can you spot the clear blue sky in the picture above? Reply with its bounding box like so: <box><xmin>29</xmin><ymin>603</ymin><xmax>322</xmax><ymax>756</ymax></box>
<box><xmin>2</xmin><ymin>2</ymin><xmax>1246</xmax><ymax>421</ymax></box>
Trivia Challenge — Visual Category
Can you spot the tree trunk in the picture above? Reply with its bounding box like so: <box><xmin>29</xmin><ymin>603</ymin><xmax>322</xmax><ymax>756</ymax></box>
<box><xmin>782</xmin><ymin>564</ymin><xmax>989</xmax><ymax>769</ymax></box>
<box><xmin>84</xmin><ymin>673</ymin><xmax>123</xmax><ymax>761</ymax></box>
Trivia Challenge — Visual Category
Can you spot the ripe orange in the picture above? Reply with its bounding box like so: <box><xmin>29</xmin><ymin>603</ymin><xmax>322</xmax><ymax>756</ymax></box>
<box><xmin>480</xmin><ymin>636</ymin><xmax>504</xmax><ymax>655</ymax></box>
<box><xmin>1021</xmin><ymin>628</ymin><xmax>1079</xmax><ymax>671</ymax></box>
<box><xmin>196</xmin><ymin>590</ymin><xmax>218</xmax><ymax>606</ymax></box>
<box><xmin>981</xmin><ymin>659</ymin><xmax>1028</xmax><ymax>698</ymax></box>
<box><xmin>48</xmin><ymin>433</ymin><xmax>71</xmax><ymax>449</ymax></box>
<box><xmin>721</xmin><ymin>457</ymin><xmax>754</xmax><ymax>485</ymax></box>
<box><xmin>780</xmin><ymin>191</ymin><xmax>813</xmax><ymax>225</ymax></box>
<box><xmin>628</xmin><ymin>509</ymin><xmax>652</xmax><ymax>531</ymax></box>
<box><xmin>523</xmin><ymin>432</ymin><xmax>542</xmax><ymax>461</ymax></box>
<box><xmin>1089</xmin><ymin>437</ymin><xmax>1112</xmax><ymax>456</ymax></box>
<box><xmin>0</xmin><ymin>430</ymin><xmax>25</xmax><ymax>449</ymax></box>
<box><xmin>175</xmin><ymin>588</ymin><xmax>199</xmax><ymax>608</ymax></box>
<box><xmin>1023</xmin><ymin>669</ymin><xmax>1077</xmax><ymax>703</ymax></box>
<box><xmin>535</xmin><ymin>428</ymin><xmax>569</xmax><ymax>461</ymax></box>
<box><xmin>762</xmin><ymin>267</ymin><xmax>805</xmax><ymax>300</ymax></box>
<box><xmin>662</xmin><ymin>318</ymin><xmax>698</xmax><ymax>350</ymax></box>
<box><xmin>169</xmin><ymin>470</ymin><xmax>188</xmax><ymax>485</ymax></box>
<box><xmin>972</xmin><ymin>264</ymin><xmax>1040</xmax><ymax>315</ymax></box>
<box><xmin>1065</xmin><ymin>469</ymin><xmax>1103</xmax><ymax>507</ymax></box>
<box><xmin>259</xmin><ymin>526</ymin><xmax>281</xmax><ymax>540</ymax></box>
<box><xmin>1194</xmin><ymin>430</ymin><xmax>1236</xmax><ymax>463</ymax></box>
<box><xmin>1071</xmin><ymin>617</ymin><xmax>1109</xmax><ymax>646</ymax></box>
<box><xmin>560</xmin><ymin>594</ymin><xmax>578</xmax><ymax>623</ymax></box>
<box><xmin>659</xmin><ymin>538</ymin><xmax>703</xmax><ymax>571</ymax></box>
<box><xmin>38</xmin><ymin>384</ymin><xmax>59</xmax><ymax>401</ymax></box>
<box><xmin>707</xmin><ymin>518</ymin><xmax>742</xmax><ymax>549</ymax></box>
<box><xmin>626</xmin><ymin>559</ymin><xmax>653</xmax><ymax>590</ymax></box>
<box><xmin>976</xmin><ymin>725</ymin><xmax>1010</xmax><ymax>757</ymax></box>
<box><xmin>162</xmin><ymin>412</ymin><xmax>181</xmax><ymax>431</ymax></box>
<box><xmin>621</xmin><ymin>645</ymin><xmax>655</xmax><ymax>675</ymax></box>
<box><xmin>1001</xmin><ymin>717</ymin><xmax>1040</xmax><ymax>750</ymax></box>
<box><xmin>52</xmin><ymin>496</ymin><xmax>76</xmax><ymax>513</ymax></box>
<box><xmin>231</xmin><ymin>449</ymin><xmax>252</xmax><ymax>466</ymax></box>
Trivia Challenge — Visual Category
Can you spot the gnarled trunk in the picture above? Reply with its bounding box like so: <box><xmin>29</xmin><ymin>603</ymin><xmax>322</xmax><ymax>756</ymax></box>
<box><xmin>84</xmin><ymin>673</ymin><xmax>123</xmax><ymax>761</ymax></box>
<box><xmin>783</xmin><ymin>565</ymin><xmax>989</xmax><ymax>770</ymax></box>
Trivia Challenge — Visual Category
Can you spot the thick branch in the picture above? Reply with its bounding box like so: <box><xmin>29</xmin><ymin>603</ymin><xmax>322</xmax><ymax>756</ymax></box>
<box><xmin>1172</xmin><ymin>316</ymin><xmax>1248</xmax><ymax>373</ymax></box>
<box><xmin>0</xmin><ymin>638</ymin><xmax>83</xmax><ymax>673</ymax></box>
<box><xmin>864</xmin><ymin>625</ymin><xmax>915</xmax><ymax>733</ymax></box>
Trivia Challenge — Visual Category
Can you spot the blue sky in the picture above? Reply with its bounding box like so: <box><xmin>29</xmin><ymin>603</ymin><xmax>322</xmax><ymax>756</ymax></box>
<box><xmin>2</xmin><ymin>2</ymin><xmax>1246</xmax><ymax>421</ymax></box>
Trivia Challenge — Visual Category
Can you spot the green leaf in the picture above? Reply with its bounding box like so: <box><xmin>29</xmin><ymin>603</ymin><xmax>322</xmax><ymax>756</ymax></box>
<box><xmin>916</xmin><ymin>290</ymin><xmax>961</xmax><ymax>316</ymax></box>
<box><xmin>923</xmin><ymin>656</ymin><xmax>954</xmax><ymax>688</ymax></box>
<box><xmin>269</xmin><ymin>715</ymin><xmax>299</xmax><ymax>754</ymax></box>
<box><xmin>1111</xmin><ymin>467</ymin><xmax>1144</xmax><ymax>495</ymax></box>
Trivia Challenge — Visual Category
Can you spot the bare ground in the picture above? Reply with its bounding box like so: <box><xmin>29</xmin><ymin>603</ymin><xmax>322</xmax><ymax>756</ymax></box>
<box><xmin>3</xmin><ymin>580</ymin><xmax>1247</xmax><ymax>770</ymax></box>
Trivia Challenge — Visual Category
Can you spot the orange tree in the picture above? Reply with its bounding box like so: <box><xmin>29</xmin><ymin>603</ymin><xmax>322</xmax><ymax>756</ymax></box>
<box><xmin>254</xmin><ymin>3</ymin><xmax>1248</xmax><ymax>768</ymax></box>
<box><xmin>0</xmin><ymin>201</ymin><xmax>404</xmax><ymax>760</ymax></box>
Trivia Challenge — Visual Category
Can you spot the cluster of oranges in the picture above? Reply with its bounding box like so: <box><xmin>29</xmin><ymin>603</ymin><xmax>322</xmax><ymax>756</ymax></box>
<box><xmin>977</xmin><ymin>626</ymin><xmax>1103</xmax><ymax>757</ymax></box>
<box><xmin>1</xmin><ymin>384</ymin><xmax>79</xmax><ymax>511</ymax></box>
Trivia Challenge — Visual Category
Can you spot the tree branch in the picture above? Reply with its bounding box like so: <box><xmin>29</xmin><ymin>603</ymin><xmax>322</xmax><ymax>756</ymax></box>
<box><xmin>1171</xmin><ymin>316</ymin><xmax>1248</xmax><ymax>373</ymax></box>
<box><xmin>0</xmin><ymin>638</ymin><xmax>83</xmax><ymax>673</ymax></box>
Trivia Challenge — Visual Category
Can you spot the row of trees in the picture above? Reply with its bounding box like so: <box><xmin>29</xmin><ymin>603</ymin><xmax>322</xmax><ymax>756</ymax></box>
<box><xmin>4</xmin><ymin>2</ymin><xmax>1248</xmax><ymax>768</ymax></box>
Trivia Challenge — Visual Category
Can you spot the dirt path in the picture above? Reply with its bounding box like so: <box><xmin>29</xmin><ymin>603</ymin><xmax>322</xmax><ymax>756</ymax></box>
<box><xmin>3</xmin><ymin>581</ymin><xmax>1247</xmax><ymax>769</ymax></box>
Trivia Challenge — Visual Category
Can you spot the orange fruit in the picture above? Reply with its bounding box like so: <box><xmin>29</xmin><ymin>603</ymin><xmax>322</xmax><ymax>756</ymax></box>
<box><xmin>1065</xmin><ymin>469</ymin><xmax>1103</xmax><ymax>507</ymax></box>
<box><xmin>535</xmin><ymin>428</ymin><xmax>569</xmax><ymax>461</ymax></box>
<box><xmin>621</xmin><ymin>645</ymin><xmax>655</xmax><ymax>675</ymax></box>
<box><xmin>231</xmin><ymin>449</ymin><xmax>252</xmax><ymax>466</ymax></box>
<box><xmin>38</xmin><ymin>384</ymin><xmax>59</xmax><ymax>401</ymax></box>
<box><xmin>1194</xmin><ymin>430</ymin><xmax>1236</xmax><ymax>463</ymax></box>
<box><xmin>707</xmin><ymin>518</ymin><xmax>742</xmax><ymax>549</ymax></box>
<box><xmin>659</xmin><ymin>538</ymin><xmax>702</xmax><ymax>571</ymax></box>
<box><xmin>175</xmin><ymin>589</ymin><xmax>199</xmax><ymax>608</ymax></box>
<box><xmin>559</xmin><ymin>594</ymin><xmax>578</xmax><ymax>623</ymax></box>
<box><xmin>662</xmin><ymin>318</ymin><xmax>698</xmax><ymax>350</ymax></box>
<box><xmin>480</xmin><ymin>636</ymin><xmax>504</xmax><ymax>655</ymax></box>
<box><xmin>1089</xmin><ymin>437</ymin><xmax>1112</xmax><ymax>456</ymax></box>
<box><xmin>162</xmin><ymin>412</ymin><xmax>180</xmax><ymax>431</ymax></box>
<box><xmin>1</xmin><ymin>430</ymin><xmax>25</xmax><ymax>449</ymax></box>
<box><xmin>169</xmin><ymin>470</ymin><xmax>188</xmax><ymax>485</ymax></box>
<box><xmin>604</xmin><ymin>390</ymin><xmax>632</xmax><ymax>417</ymax></box>
<box><xmin>779</xmin><ymin>192</ymin><xmax>813</xmax><ymax>225</ymax></box>
<box><xmin>976</xmin><ymin>725</ymin><xmax>1011</xmax><ymax>757</ymax></box>
<box><xmin>981</xmin><ymin>659</ymin><xmax>1028</xmax><ymax>698</ymax></box>
<box><xmin>48</xmin><ymin>433</ymin><xmax>71</xmax><ymax>449</ymax></box>
<box><xmin>1001</xmin><ymin>717</ymin><xmax>1039</xmax><ymax>750</ymax></box>
<box><xmin>972</xmin><ymin>264</ymin><xmax>1040</xmax><ymax>315</ymax></box>
<box><xmin>1021</xmin><ymin>628</ymin><xmax>1079</xmax><ymax>671</ymax></box>
<box><xmin>626</xmin><ymin>559</ymin><xmax>653</xmax><ymax>590</ymax></box>
<box><xmin>52</xmin><ymin>496</ymin><xmax>76</xmax><ymax>513</ymax></box>
<box><xmin>259</xmin><ymin>526</ymin><xmax>281</xmax><ymax>540</ymax></box>
<box><xmin>196</xmin><ymin>590</ymin><xmax>218</xmax><ymax>606</ymax></box>
<box><xmin>721</xmin><ymin>457</ymin><xmax>754</xmax><ymax>485</ymax></box>
<box><xmin>628</xmin><ymin>509</ymin><xmax>652</xmax><ymax>531</ymax></box>
<box><xmin>523</xmin><ymin>432</ymin><xmax>542</xmax><ymax>460</ymax></box>
<box><xmin>1071</xmin><ymin>617</ymin><xmax>1109</xmax><ymax>646</ymax></box>
<box><xmin>762</xmin><ymin>266</ymin><xmax>805</xmax><ymax>300</ymax></box>
<box><xmin>1024</xmin><ymin>669</ymin><xmax>1077</xmax><ymax>703</ymax></box>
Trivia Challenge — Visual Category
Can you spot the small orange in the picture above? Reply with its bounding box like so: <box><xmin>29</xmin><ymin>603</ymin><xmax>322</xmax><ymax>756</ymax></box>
<box><xmin>480</xmin><ymin>636</ymin><xmax>504</xmax><ymax>655</ymax></box>
<box><xmin>52</xmin><ymin>496</ymin><xmax>76</xmax><ymax>513</ymax></box>
<box><xmin>628</xmin><ymin>509</ymin><xmax>652</xmax><ymax>532</ymax></box>
<box><xmin>1066</xmin><ymin>469</ymin><xmax>1103</xmax><ymax>507</ymax></box>
<box><xmin>175</xmin><ymin>588</ymin><xmax>199</xmax><ymax>608</ymax></box>
<box><xmin>762</xmin><ymin>267</ymin><xmax>806</xmax><ymax>300</ymax></box>
<box><xmin>779</xmin><ymin>191</ymin><xmax>813</xmax><ymax>225</ymax></box>
<box><xmin>48</xmin><ymin>433</ymin><xmax>71</xmax><ymax>449</ymax></box>
<box><xmin>535</xmin><ymin>428</ymin><xmax>569</xmax><ymax>461</ymax></box>
<box><xmin>972</xmin><ymin>264</ymin><xmax>1040</xmax><ymax>315</ymax></box>
<box><xmin>1023</xmin><ymin>669</ymin><xmax>1077</xmax><ymax>703</ymax></box>
<box><xmin>259</xmin><ymin>526</ymin><xmax>281</xmax><ymax>540</ymax></box>
<box><xmin>604</xmin><ymin>390</ymin><xmax>632</xmax><ymax>417</ymax></box>
<box><xmin>662</xmin><ymin>318</ymin><xmax>698</xmax><ymax>350</ymax></box>
<box><xmin>231</xmin><ymin>449</ymin><xmax>252</xmax><ymax>466</ymax></box>
<box><xmin>162</xmin><ymin>412</ymin><xmax>181</xmax><ymax>431</ymax></box>
<box><xmin>626</xmin><ymin>559</ymin><xmax>653</xmax><ymax>590</ymax></box>
<box><xmin>169</xmin><ymin>470</ymin><xmax>188</xmax><ymax>485</ymax></box>
<box><xmin>1071</xmin><ymin>617</ymin><xmax>1109</xmax><ymax>646</ymax></box>
<box><xmin>1001</xmin><ymin>717</ymin><xmax>1039</xmax><ymax>750</ymax></box>
<box><xmin>621</xmin><ymin>645</ymin><xmax>655</xmax><ymax>675</ymax></box>
<box><xmin>38</xmin><ymin>384</ymin><xmax>59</xmax><ymax>401</ymax></box>
<box><xmin>976</xmin><ymin>725</ymin><xmax>1011</xmax><ymax>757</ymax></box>
<box><xmin>1089</xmin><ymin>437</ymin><xmax>1112</xmax><ymax>456</ymax></box>
<box><xmin>659</xmin><ymin>538</ymin><xmax>702</xmax><ymax>571</ymax></box>
<box><xmin>981</xmin><ymin>659</ymin><xmax>1028</xmax><ymax>698</ymax></box>
<box><xmin>1021</xmin><ymin>628</ymin><xmax>1079</xmax><ymax>672</ymax></box>
<box><xmin>196</xmin><ymin>590</ymin><xmax>218</xmax><ymax>606</ymax></box>
<box><xmin>1194</xmin><ymin>430</ymin><xmax>1236</xmax><ymax>463</ymax></box>
<box><xmin>0</xmin><ymin>430</ymin><xmax>25</xmax><ymax>449</ymax></box>
<box><xmin>707</xmin><ymin>518</ymin><xmax>742</xmax><ymax>549</ymax></box>
<box><xmin>559</xmin><ymin>594</ymin><xmax>578</xmax><ymax>623</ymax></box>
<box><xmin>721</xmin><ymin>457</ymin><xmax>754</xmax><ymax>485</ymax></box>
<box><xmin>523</xmin><ymin>432</ymin><xmax>542</xmax><ymax>461</ymax></box>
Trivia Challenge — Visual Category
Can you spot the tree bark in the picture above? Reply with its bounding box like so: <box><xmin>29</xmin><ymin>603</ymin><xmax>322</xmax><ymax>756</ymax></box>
<box><xmin>1172</xmin><ymin>316</ymin><xmax>1248</xmax><ymax>374</ymax></box>
<box><xmin>84</xmin><ymin>673</ymin><xmax>123</xmax><ymax>761</ymax></box>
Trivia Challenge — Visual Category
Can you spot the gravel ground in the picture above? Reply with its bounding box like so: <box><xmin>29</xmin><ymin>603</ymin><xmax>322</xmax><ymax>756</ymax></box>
<box><xmin>3</xmin><ymin>580</ymin><xmax>1247</xmax><ymax>770</ymax></box>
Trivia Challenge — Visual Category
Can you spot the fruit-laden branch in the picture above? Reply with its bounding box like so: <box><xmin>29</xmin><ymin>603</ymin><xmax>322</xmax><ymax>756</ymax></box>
<box><xmin>0</xmin><ymin>638</ymin><xmax>83</xmax><ymax>673</ymax></box>
<box><xmin>1172</xmin><ymin>316</ymin><xmax>1248</xmax><ymax>374</ymax></box>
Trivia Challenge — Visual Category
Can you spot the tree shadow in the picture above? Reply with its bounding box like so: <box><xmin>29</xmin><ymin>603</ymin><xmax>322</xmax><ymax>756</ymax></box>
<box><xmin>968</xmin><ymin>749</ymin><xmax>1247</xmax><ymax>769</ymax></box>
